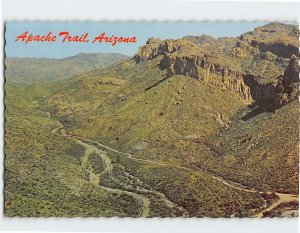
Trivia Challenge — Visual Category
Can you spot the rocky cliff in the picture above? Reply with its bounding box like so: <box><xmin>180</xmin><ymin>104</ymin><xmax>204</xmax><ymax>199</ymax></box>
<box><xmin>275</xmin><ymin>55</ymin><xmax>299</xmax><ymax>105</ymax></box>
<box><xmin>135</xmin><ymin>38</ymin><xmax>252</xmax><ymax>103</ymax></box>
<box><xmin>159</xmin><ymin>53</ymin><xmax>252</xmax><ymax>103</ymax></box>
<box><xmin>134</xmin><ymin>38</ymin><xmax>196</xmax><ymax>62</ymax></box>
<box><xmin>134</xmin><ymin>23</ymin><xmax>299</xmax><ymax>108</ymax></box>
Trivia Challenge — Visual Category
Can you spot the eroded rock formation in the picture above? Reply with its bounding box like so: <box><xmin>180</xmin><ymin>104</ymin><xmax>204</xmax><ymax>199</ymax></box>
<box><xmin>134</xmin><ymin>38</ymin><xmax>195</xmax><ymax>62</ymax></box>
<box><xmin>134</xmin><ymin>23</ymin><xmax>299</xmax><ymax>108</ymax></box>
<box><xmin>275</xmin><ymin>55</ymin><xmax>299</xmax><ymax>105</ymax></box>
<box><xmin>159</xmin><ymin>54</ymin><xmax>252</xmax><ymax>103</ymax></box>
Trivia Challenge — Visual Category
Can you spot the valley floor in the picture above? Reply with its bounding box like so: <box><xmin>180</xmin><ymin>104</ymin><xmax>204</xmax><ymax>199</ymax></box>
<box><xmin>52</xmin><ymin>120</ymin><xmax>299</xmax><ymax>218</ymax></box>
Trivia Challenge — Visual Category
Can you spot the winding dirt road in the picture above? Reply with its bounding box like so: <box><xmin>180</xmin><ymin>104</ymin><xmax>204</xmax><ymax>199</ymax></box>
<box><xmin>255</xmin><ymin>193</ymin><xmax>298</xmax><ymax>218</ymax></box>
<box><xmin>75</xmin><ymin>134</ymin><xmax>299</xmax><ymax>217</ymax></box>
<box><xmin>210</xmin><ymin>174</ymin><xmax>298</xmax><ymax>217</ymax></box>
<box><xmin>52</xmin><ymin>123</ymin><xmax>298</xmax><ymax>218</ymax></box>
<box><xmin>52</xmin><ymin>124</ymin><xmax>188</xmax><ymax>217</ymax></box>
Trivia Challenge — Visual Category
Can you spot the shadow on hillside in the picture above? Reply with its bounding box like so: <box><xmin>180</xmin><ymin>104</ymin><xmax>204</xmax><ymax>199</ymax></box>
<box><xmin>241</xmin><ymin>103</ymin><xmax>277</xmax><ymax>121</ymax></box>
<box><xmin>144</xmin><ymin>77</ymin><xmax>168</xmax><ymax>91</ymax></box>
<box><xmin>241</xmin><ymin>106</ymin><xmax>264</xmax><ymax>121</ymax></box>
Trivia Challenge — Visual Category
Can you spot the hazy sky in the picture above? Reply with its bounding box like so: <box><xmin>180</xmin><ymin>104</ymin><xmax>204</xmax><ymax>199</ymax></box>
<box><xmin>5</xmin><ymin>22</ymin><xmax>270</xmax><ymax>58</ymax></box>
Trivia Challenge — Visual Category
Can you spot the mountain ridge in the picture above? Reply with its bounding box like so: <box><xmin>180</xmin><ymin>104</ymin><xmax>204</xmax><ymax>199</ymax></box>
<box><xmin>6</xmin><ymin>52</ymin><xmax>128</xmax><ymax>61</ymax></box>
<box><xmin>133</xmin><ymin>22</ymin><xmax>299</xmax><ymax>107</ymax></box>
<box><xmin>5</xmin><ymin>52</ymin><xmax>128</xmax><ymax>85</ymax></box>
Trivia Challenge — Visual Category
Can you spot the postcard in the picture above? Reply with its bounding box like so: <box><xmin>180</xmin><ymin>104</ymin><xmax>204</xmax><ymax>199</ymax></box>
<box><xmin>4</xmin><ymin>21</ymin><xmax>299</xmax><ymax>218</ymax></box>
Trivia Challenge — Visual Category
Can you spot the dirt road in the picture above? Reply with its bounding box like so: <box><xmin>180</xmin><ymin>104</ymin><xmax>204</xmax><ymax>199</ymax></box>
<box><xmin>52</xmin><ymin>124</ymin><xmax>188</xmax><ymax>217</ymax></box>
<box><xmin>52</xmin><ymin>124</ymin><xmax>298</xmax><ymax>218</ymax></box>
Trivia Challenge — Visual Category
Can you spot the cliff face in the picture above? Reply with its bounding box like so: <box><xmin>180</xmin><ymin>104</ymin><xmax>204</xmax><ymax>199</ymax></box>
<box><xmin>283</xmin><ymin>55</ymin><xmax>299</xmax><ymax>87</ymax></box>
<box><xmin>159</xmin><ymin>54</ymin><xmax>252</xmax><ymax>103</ymax></box>
<box><xmin>244</xmin><ymin>54</ymin><xmax>299</xmax><ymax>107</ymax></box>
<box><xmin>243</xmin><ymin>75</ymin><xmax>277</xmax><ymax>105</ymax></box>
<box><xmin>135</xmin><ymin>38</ymin><xmax>252</xmax><ymax>103</ymax></box>
<box><xmin>275</xmin><ymin>55</ymin><xmax>299</xmax><ymax>105</ymax></box>
<box><xmin>249</xmin><ymin>40</ymin><xmax>298</xmax><ymax>59</ymax></box>
<box><xmin>134</xmin><ymin>23</ymin><xmax>299</xmax><ymax>108</ymax></box>
<box><xmin>134</xmin><ymin>38</ymin><xmax>195</xmax><ymax>62</ymax></box>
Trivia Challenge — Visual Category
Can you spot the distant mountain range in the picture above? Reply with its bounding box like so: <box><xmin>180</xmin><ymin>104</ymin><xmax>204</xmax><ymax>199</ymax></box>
<box><xmin>5</xmin><ymin>52</ymin><xmax>128</xmax><ymax>84</ymax></box>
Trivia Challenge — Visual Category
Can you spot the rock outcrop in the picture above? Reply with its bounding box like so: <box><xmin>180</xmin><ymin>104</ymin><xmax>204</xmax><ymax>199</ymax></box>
<box><xmin>283</xmin><ymin>55</ymin><xmax>299</xmax><ymax>87</ymax></box>
<box><xmin>243</xmin><ymin>54</ymin><xmax>299</xmax><ymax>107</ymax></box>
<box><xmin>134</xmin><ymin>38</ymin><xmax>195</xmax><ymax>62</ymax></box>
<box><xmin>135</xmin><ymin>38</ymin><xmax>252</xmax><ymax>103</ymax></box>
<box><xmin>230</xmin><ymin>40</ymin><xmax>260</xmax><ymax>58</ymax></box>
<box><xmin>243</xmin><ymin>74</ymin><xmax>278</xmax><ymax>105</ymax></box>
<box><xmin>159</xmin><ymin>54</ymin><xmax>252</xmax><ymax>103</ymax></box>
<box><xmin>249</xmin><ymin>40</ymin><xmax>298</xmax><ymax>59</ymax></box>
<box><xmin>275</xmin><ymin>55</ymin><xmax>299</xmax><ymax>105</ymax></box>
<box><xmin>237</xmin><ymin>22</ymin><xmax>299</xmax><ymax>59</ymax></box>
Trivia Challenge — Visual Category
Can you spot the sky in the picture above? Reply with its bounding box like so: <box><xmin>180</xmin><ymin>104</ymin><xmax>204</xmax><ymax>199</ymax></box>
<box><xmin>5</xmin><ymin>22</ymin><xmax>270</xmax><ymax>58</ymax></box>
